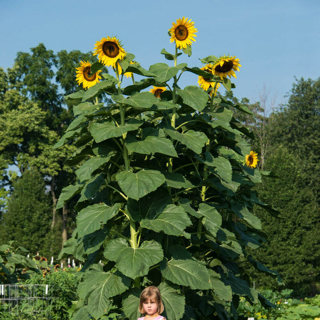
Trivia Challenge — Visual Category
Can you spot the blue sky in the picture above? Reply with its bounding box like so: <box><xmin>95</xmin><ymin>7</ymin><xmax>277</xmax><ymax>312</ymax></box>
<box><xmin>1</xmin><ymin>0</ymin><xmax>319</xmax><ymax>112</ymax></box>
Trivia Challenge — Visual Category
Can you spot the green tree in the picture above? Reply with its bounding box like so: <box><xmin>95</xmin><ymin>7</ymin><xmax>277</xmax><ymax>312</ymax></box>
<box><xmin>0</xmin><ymin>44</ymin><xmax>94</xmax><ymax>246</ymax></box>
<box><xmin>251</xmin><ymin>146</ymin><xmax>320</xmax><ymax>296</ymax></box>
<box><xmin>0</xmin><ymin>168</ymin><xmax>57</xmax><ymax>256</ymax></box>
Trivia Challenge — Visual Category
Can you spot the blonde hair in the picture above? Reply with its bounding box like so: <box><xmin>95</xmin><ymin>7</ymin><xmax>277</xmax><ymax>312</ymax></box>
<box><xmin>139</xmin><ymin>286</ymin><xmax>164</xmax><ymax>314</ymax></box>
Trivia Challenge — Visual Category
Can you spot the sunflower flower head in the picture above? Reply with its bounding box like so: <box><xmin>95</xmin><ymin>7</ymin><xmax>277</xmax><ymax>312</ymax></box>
<box><xmin>94</xmin><ymin>36</ymin><xmax>126</xmax><ymax>68</ymax></box>
<box><xmin>245</xmin><ymin>151</ymin><xmax>259</xmax><ymax>168</ymax></box>
<box><xmin>198</xmin><ymin>64</ymin><xmax>220</xmax><ymax>95</ymax></box>
<box><xmin>169</xmin><ymin>17</ymin><xmax>197</xmax><ymax>49</ymax></box>
<box><xmin>76</xmin><ymin>61</ymin><xmax>102</xmax><ymax>89</ymax></box>
<box><xmin>150</xmin><ymin>86</ymin><xmax>167</xmax><ymax>98</ymax></box>
<box><xmin>212</xmin><ymin>56</ymin><xmax>241</xmax><ymax>79</ymax></box>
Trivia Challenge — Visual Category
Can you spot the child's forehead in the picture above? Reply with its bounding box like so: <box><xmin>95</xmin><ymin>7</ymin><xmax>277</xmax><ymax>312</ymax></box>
<box><xmin>142</xmin><ymin>294</ymin><xmax>157</xmax><ymax>302</ymax></box>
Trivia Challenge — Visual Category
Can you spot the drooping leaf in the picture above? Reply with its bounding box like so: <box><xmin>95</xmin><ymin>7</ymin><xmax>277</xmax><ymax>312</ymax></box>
<box><xmin>54</xmin><ymin>127</ymin><xmax>82</xmax><ymax>148</ymax></box>
<box><xmin>231</xmin><ymin>203</ymin><xmax>262</xmax><ymax>230</ymax></box>
<box><xmin>177</xmin><ymin>86</ymin><xmax>208</xmax><ymax>112</ymax></box>
<box><xmin>164</xmin><ymin>128</ymin><xmax>208</xmax><ymax>154</ymax></box>
<box><xmin>116</xmin><ymin>169</ymin><xmax>166</xmax><ymax>200</ymax></box>
<box><xmin>205</xmin><ymin>153</ymin><xmax>233</xmax><ymax>183</ymax></box>
<box><xmin>77</xmin><ymin>203</ymin><xmax>121</xmax><ymax>237</ymax></box>
<box><xmin>209</xmin><ymin>271</ymin><xmax>232</xmax><ymax>301</ymax></box>
<box><xmin>56</xmin><ymin>184</ymin><xmax>82</xmax><ymax>209</ymax></box>
<box><xmin>126</xmin><ymin>135</ymin><xmax>178</xmax><ymax>157</ymax></box>
<box><xmin>78</xmin><ymin>174</ymin><xmax>105</xmax><ymax>202</ymax></box>
<box><xmin>163</xmin><ymin>172</ymin><xmax>194</xmax><ymax>189</ymax></box>
<box><xmin>141</xmin><ymin>204</ymin><xmax>192</xmax><ymax>238</ymax></box>
<box><xmin>104</xmin><ymin>238</ymin><xmax>164</xmax><ymax>279</ymax></box>
<box><xmin>161</xmin><ymin>258</ymin><xmax>211</xmax><ymax>290</ymax></box>
<box><xmin>89</xmin><ymin>119</ymin><xmax>143</xmax><ymax>143</ymax></box>
<box><xmin>159</xmin><ymin>282</ymin><xmax>185</xmax><ymax>320</ymax></box>
<box><xmin>76</xmin><ymin>156</ymin><xmax>111</xmax><ymax>183</ymax></box>
<box><xmin>198</xmin><ymin>203</ymin><xmax>222</xmax><ymax>237</ymax></box>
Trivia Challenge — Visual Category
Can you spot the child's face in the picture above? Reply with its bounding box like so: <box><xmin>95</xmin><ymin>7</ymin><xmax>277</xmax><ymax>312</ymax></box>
<box><xmin>143</xmin><ymin>297</ymin><xmax>158</xmax><ymax>316</ymax></box>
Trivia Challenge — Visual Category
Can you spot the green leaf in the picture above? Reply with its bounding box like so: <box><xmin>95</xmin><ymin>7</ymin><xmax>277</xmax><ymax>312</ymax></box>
<box><xmin>54</xmin><ymin>127</ymin><xmax>82</xmax><ymax>148</ymax></box>
<box><xmin>159</xmin><ymin>282</ymin><xmax>185</xmax><ymax>320</ymax></box>
<box><xmin>65</xmin><ymin>90</ymin><xmax>84</xmax><ymax>106</ymax></box>
<box><xmin>122</xmin><ymin>289</ymin><xmax>141</xmax><ymax>320</ymax></box>
<box><xmin>76</xmin><ymin>157</ymin><xmax>110</xmax><ymax>183</ymax></box>
<box><xmin>126</xmin><ymin>63</ymin><xmax>155</xmax><ymax>77</ymax></box>
<box><xmin>163</xmin><ymin>172</ymin><xmax>194</xmax><ymax>189</ymax></box>
<box><xmin>90</xmin><ymin>61</ymin><xmax>104</xmax><ymax>74</ymax></box>
<box><xmin>118</xmin><ymin>53</ymin><xmax>135</xmax><ymax>71</ymax></box>
<box><xmin>86</xmin><ymin>271</ymin><xmax>130</xmax><ymax>318</ymax></box>
<box><xmin>160</xmin><ymin>48</ymin><xmax>176</xmax><ymax>61</ymax></box>
<box><xmin>209</xmin><ymin>271</ymin><xmax>232</xmax><ymax>302</ymax></box>
<box><xmin>141</xmin><ymin>204</ymin><xmax>192</xmax><ymax>238</ymax></box>
<box><xmin>56</xmin><ymin>184</ymin><xmax>82</xmax><ymax>209</ymax></box>
<box><xmin>89</xmin><ymin>119</ymin><xmax>143</xmax><ymax>143</ymax></box>
<box><xmin>177</xmin><ymin>86</ymin><xmax>208</xmax><ymax>112</ymax></box>
<box><xmin>182</xmin><ymin>45</ymin><xmax>192</xmax><ymax>57</ymax></box>
<box><xmin>73</xmin><ymin>102</ymin><xmax>102</xmax><ymax>116</ymax></box>
<box><xmin>78</xmin><ymin>174</ymin><xmax>105</xmax><ymax>202</ymax></box>
<box><xmin>200</xmin><ymin>55</ymin><xmax>219</xmax><ymax>64</ymax></box>
<box><xmin>115</xmin><ymin>92</ymin><xmax>158</xmax><ymax>109</ymax></box>
<box><xmin>231</xmin><ymin>203</ymin><xmax>262</xmax><ymax>230</ymax></box>
<box><xmin>222</xmin><ymin>78</ymin><xmax>232</xmax><ymax>91</ymax></box>
<box><xmin>104</xmin><ymin>238</ymin><xmax>163</xmax><ymax>279</ymax></box>
<box><xmin>149</xmin><ymin>63</ymin><xmax>186</xmax><ymax>83</ymax></box>
<box><xmin>122</xmin><ymin>78</ymin><xmax>155</xmax><ymax>95</ymax></box>
<box><xmin>82</xmin><ymin>77</ymin><xmax>117</xmax><ymax>101</ymax></box>
<box><xmin>164</xmin><ymin>128</ymin><xmax>208</xmax><ymax>154</ymax></box>
<box><xmin>126</xmin><ymin>135</ymin><xmax>178</xmax><ymax>157</ymax></box>
<box><xmin>77</xmin><ymin>203</ymin><xmax>121</xmax><ymax>238</ymax></box>
<box><xmin>198</xmin><ymin>203</ymin><xmax>222</xmax><ymax>237</ymax></box>
<box><xmin>72</xmin><ymin>306</ymin><xmax>91</xmax><ymax>320</ymax></box>
<box><xmin>116</xmin><ymin>169</ymin><xmax>165</xmax><ymax>200</ymax></box>
<box><xmin>161</xmin><ymin>258</ymin><xmax>211</xmax><ymax>290</ymax></box>
<box><xmin>205</xmin><ymin>154</ymin><xmax>232</xmax><ymax>182</ymax></box>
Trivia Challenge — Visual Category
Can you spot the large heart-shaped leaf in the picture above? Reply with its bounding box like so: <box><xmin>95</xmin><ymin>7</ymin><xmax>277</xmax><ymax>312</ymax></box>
<box><xmin>159</xmin><ymin>282</ymin><xmax>185</xmax><ymax>320</ymax></box>
<box><xmin>177</xmin><ymin>86</ymin><xmax>208</xmax><ymax>112</ymax></box>
<box><xmin>126</xmin><ymin>136</ymin><xmax>178</xmax><ymax>157</ymax></box>
<box><xmin>116</xmin><ymin>169</ymin><xmax>165</xmax><ymax>200</ymax></box>
<box><xmin>202</xmin><ymin>153</ymin><xmax>232</xmax><ymax>183</ymax></box>
<box><xmin>85</xmin><ymin>271</ymin><xmax>130</xmax><ymax>318</ymax></box>
<box><xmin>141</xmin><ymin>204</ymin><xmax>192</xmax><ymax>238</ymax></box>
<box><xmin>89</xmin><ymin>119</ymin><xmax>143</xmax><ymax>143</ymax></box>
<box><xmin>161</xmin><ymin>258</ymin><xmax>211</xmax><ymax>290</ymax></box>
<box><xmin>77</xmin><ymin>203</ymin><xmax>121</xmax><ymax>238</ymax></box>
<box><xmin>164</xmin><ymin>128</ymin><xmax>208</xmax><ymax>154</ymax></box>
<box><xmin>104</xmin><ymin>238</ymin><xmax>163</xmax><ymax>279</ymax></box>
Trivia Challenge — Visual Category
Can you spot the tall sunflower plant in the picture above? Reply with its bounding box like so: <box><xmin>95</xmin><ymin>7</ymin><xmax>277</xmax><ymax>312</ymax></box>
<box><xmin>55</xmin><ymin>17</ymin><xmax>274</xmax><ymax>320</ymax></box>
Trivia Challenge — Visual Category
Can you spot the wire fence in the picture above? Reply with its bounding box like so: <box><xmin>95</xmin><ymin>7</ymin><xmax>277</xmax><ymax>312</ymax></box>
<box><xmin>0</xmin><ymin>284</ymin><xmax>54</xmax><ymax>317</ymax></box>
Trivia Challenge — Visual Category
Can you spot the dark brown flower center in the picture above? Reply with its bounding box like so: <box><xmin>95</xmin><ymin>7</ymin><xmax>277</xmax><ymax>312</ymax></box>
<box><xmin>175</xmin><ymin>25</ymin><xmax>188</xmax><ymax>41</ymax></box>
<box><xmin>154</xmin><ymin>89</ymin><xmax>163</xmax><ymax>98</ymax></box>
<box><xmin>248</xmin><ymin>155</ymin><xmax>253</xmax><ymax>164</ymax></box>
<box><xmin>215</xmin><ymin>60</ymin><xmax>234</xmax><ymax>73</ymax></box>
<box><xmin>83</xmin><ymin>66</ymin><xmax>96</xmax><ymax>81</ymax></box>
<box><xmin>102</xmin><ymin>41</ymin><xmax>120</xmax><ymax>58</ymax></box>
<box><xmin>203</xmin><ymin>68</ymin><xmax>213</xmax><ymax>82</ymax></box>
